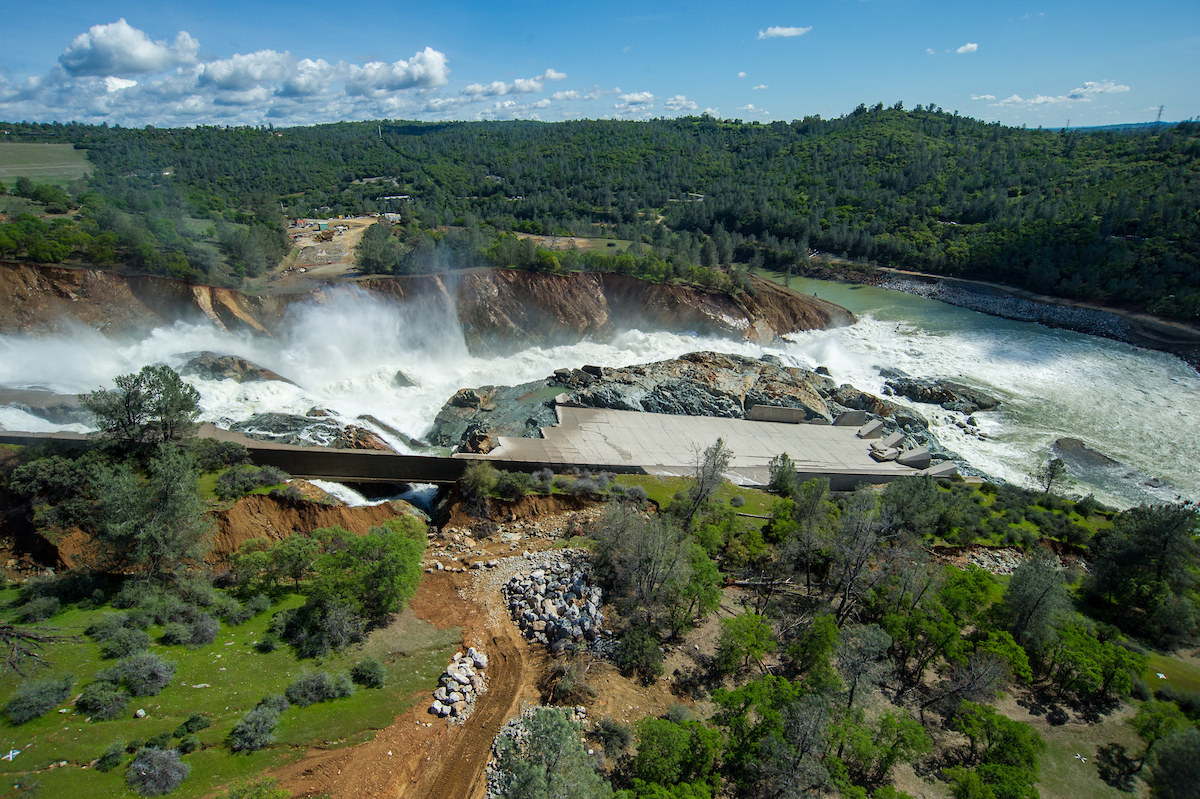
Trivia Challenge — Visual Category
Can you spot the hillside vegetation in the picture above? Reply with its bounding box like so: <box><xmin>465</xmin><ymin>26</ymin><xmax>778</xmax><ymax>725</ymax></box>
<box><xmin>0</xmin><ymin>108</ymin><xmax>1197</xmax><ymax>317</ymax></box>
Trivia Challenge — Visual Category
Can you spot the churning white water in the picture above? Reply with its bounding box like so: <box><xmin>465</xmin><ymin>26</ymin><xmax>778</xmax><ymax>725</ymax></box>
<box><xmin>0</xmin><ymin>282</ymin><xmax>1195</xmax><ymax>509</ymax></box>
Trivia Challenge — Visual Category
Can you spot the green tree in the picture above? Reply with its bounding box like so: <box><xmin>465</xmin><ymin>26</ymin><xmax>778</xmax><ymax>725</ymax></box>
<box><xmin>633</xmin><ymin>716</ymin><xmax>721</xmax><ymax>787</ymax></box>
<box><xmin>355</xmin><ymin>222</ymin><xmax>402</xmax><ymax>273</ymax></box>
<box><xmin>678</xmin><ymin>438</ymin><xmax>732</xmax><ymax>529</ymax></box>
<box><xmin>311</xmin><ymin>517</ymin><xmax>426</xmax><ymax>619</ymax></box>
<box><xmin>94</xmin><ymin>445</ymin><xmax>213</xmax><ymax>580</ymax></box>
<box><xmin>768</xmin><ymin>452</ymin><xmax>799</xmax><ymax>496</ymax></box>
<box><xmin>1148</xmin><ymin>727</ymin><xmax>1200</xmax><ymax>799</ymax></box>
<box><xmin>1003</xmin><ymin>554</ymin><xmax>1069</xmax><ymax>652</ymax></box>
<box><xmin>837</xmin><ymin>624</ymin><xmax>893</xmax><ymax>709</ymax></box>
<box><xmin>1130</xmin><ymin>700</ymin><xmax>1188</xmax><ymax>770</ymax></box>
<box><xmin>717</xmin><ymin>613</ymin><xmax>776</xmax><ymax>674</ymax></box>
<box><xmin>1033</xmin><ymin>457</ymin><xmax>1066</xmax><ymax>494</ymax></box>
<box><xmin>82</xmin><ymin>365</ymin><xmax>201</xmax><ymax>451</ymax></box>
<box><xmin>494</xmin><ymin>706</ymin><xmax>613</xmax><ymax>799</ymax></box>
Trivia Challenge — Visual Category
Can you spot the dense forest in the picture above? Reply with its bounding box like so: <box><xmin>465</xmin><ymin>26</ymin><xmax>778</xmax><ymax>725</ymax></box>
<box><xmin>1</xmin><ymin>106</ymin><xmax>1198</xmax><ymax>317</ymax></box>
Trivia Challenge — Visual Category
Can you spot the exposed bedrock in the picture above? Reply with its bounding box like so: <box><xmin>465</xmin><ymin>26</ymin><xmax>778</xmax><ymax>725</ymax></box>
<box><xmin>880</xmin><ymin>369</ymin><xmax>1001</xmax><ymax>414</ymax></box>
<box><xmin>429</xmin><ymin>351</ymin><xmax>949</xmax><ymax>460</ymax></box>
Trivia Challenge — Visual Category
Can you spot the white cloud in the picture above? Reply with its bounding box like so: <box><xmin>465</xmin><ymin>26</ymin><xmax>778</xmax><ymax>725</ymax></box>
<box><xmin>703</xmin><ymin>107</ymin><xmax>720</xmax><ymax>116</ymax></box>
<box><xmin>461</xmin><ymin>68</ymin><xmax>568</xmax><ymax>97</ymax></box>
<box><xmin>956</xmin><ymin>43</ymin><xmax>979</xmax><ymax>54</ymax></box>
<box><xmin>199</xmin><ymin>51</ymin><xmax>292</xmax><ymax>91</ymax></box>
<box><xmin>619</xmin><ymin>91</ymin><xmax>655</xmax><ymax>105</ymax></box>
<box><xmin>738</xmin><ymin>103</ymin><xmax>758</xmax><ymax>111</ymax></box>
<box><xmin>758</xmin><ymin>26</ymin><xmax>812</xmax><ymax>39</ymax></box>
<box><xmin>992</xmin><ymin>79</ymin><xmax>1131</xmax><ymax>108</ymax></box>
<box><xmin>58</xmin><ymin>18</ymin><xmax>199</xmax><ymax>77</ymax></box>
<box><xmin>738</xmin><ymin>71</ymin><xmax>747</xmax><ymax>78</ymax></box>
<box><xmin>278</xmin><ymin>58</ymin><xmax>336</xmax><ymax>98</ymax></box>
<box><xmin>103</xmin><ymin>76</ymin><xmax>137</xmax><ymax>92</ymax></box>
<box><xmin>753</xmin><ymin>84</ymin><xmax>768</xmax><ymax>90</ymax></box>
<box><xmin>926</xmin><ymin>48</ymin><xmax>936</xmax><ymax>55</ymax></box>
<box><xmin>971</xmin><ymin>94</ymin><xmax>996</xmax><ymax>100</ymax></box>
<box><xmin>664</xmin><ymin>95</ymin><xmax>698</xmax><ymax>111</ymax></box>
<box><xmin>531</xmin><ymin>98</ymin><xmax>551</xmax><ymax>108</ymax></box>
<box><xmin>552</xmin><ymin>90</ymin><xmax>580</xmax><ymax>101</ymax></box>
<box><xmin>344</xmin><ymin>47</ymin><xmax>450</xmax><ymax>97</ymax></box>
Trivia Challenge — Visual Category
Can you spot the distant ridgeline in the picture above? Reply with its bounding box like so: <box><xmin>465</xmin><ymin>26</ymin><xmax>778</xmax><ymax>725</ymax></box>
<box><xmin>1</xmin><ymin>107</ymin><xmax>1198</xmax><ymax>318</ymax></box>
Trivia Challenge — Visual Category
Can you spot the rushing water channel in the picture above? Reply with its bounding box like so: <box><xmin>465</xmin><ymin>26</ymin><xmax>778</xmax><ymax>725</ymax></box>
<box><xmin>0</xmin><ymin>278</ymin><xmax>1196</xmax><ymax>509</ymax></box>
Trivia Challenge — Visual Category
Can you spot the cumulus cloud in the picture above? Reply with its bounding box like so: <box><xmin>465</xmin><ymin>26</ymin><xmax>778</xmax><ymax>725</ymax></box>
<box><xmin>753</xmin><ymin>84</ymin><xmax>768</xmax><ymax>90</ymax></box>
<box><xmin>738</xmin><ymin>103</ymin><xmax>759</xmax><ymax>111</ymax></box>
<box><xmin>59</xmin><ymin>18</ymin><xmax>199</xmax><ymax>77</ymax></box>
<box><xmin>758</xmin><ymin>26</ymin><xmax>812</xmax><ymax>39</ymax></box>
<box><xmin>199</xmin><ymin>50</ymin><xmax>292</xmax><ymax>91</ymax></box>
<box><xmin>738</xmin><ymin>71</ymin><xmax>747</xmax><ymax>78</ymax></box>
<box><xmin>992</xmin><ymin>80</ymin><xmax>1131</xmax><ymax>108</ymax></box>
<box><xmin>103</xmin><ymin>77</ymin><xmax>137</xmax><ymax>92</ymax></box>
<box><xmin>926</xmin><ymin>48</ymin><xmax>936</xmax><ymax>55</ymax></box>
<box><xmin>461</xmin><ymin>68</ymin><xmax>567</xmax><ymax>97</ymax></box>
<box><xmin>618</xmin><ymin>91</ymin><xmax>655</xmax><ymax>105</ymax></box>
<box><xmin>664</xmin><ymin>95</ymin><xmax>698</xmax><ymax>111</ymax></box>
<box><xmin>344</xmin><ymin>48</ymin><xmax>449</xmax><ymax>97</ymax></box>
<box><xmin>971</xmin><ymin>94</ymin><xmax>996</xmax><ymax>100</ymax></box>
<box><xmin>552</xmin><ymin>90</ymin><xmax>580</xmax><ymax>101</ymax></box>
<box><xmin>956</xmin><ymin>43</ymin><xmax>979</xmax><ymax>54</ymax></box>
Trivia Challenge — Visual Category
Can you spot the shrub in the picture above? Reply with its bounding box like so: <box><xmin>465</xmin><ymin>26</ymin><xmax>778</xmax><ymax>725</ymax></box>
<box><xmin>174</xmin><ymin>712</ymin><xmax>213</xmax><ymax>737</ymax></box>
<box><xmin>729</xmin><ymin>495</ymin><xmax>746</xmax><ymax>508</ymax></box>
<box><xmin>495</xmin><ymin>470</ymin><xmax>535</xmax><ymax>501</ymax></box>
<box><xmin>624</xmin><ymin>484</ymin><xmax>649</xmax><ymax>506</ymax></box>
<box><xmin>86</xmin><ymin>613</ymin><xmax>128</xmax><ymax>640</ymax></box>
<box><xmin>77</xmin><ymin>681</ymin><xmax>131</xmax><ymax>721</ymax></box>
<box><xmin>613</xmin><ymin>623</ymin><xmax>664</xmax><ymax>684</ymax></box>
<box><xmin>461</xmin><ymin>460</ymin><xmax>498</xmax><ymax>501</ymax></box>
<box><xmin>126</xmin><ymin>746</ymin><xmax>190</xmax><ymax>796</ymax></box>
<box><xmin>159</xmin><ymin>623</ymin><xmax>191</xmax><ymax>645</ymax></box>
<box><xmin>215</xmin><ymin>777</ymin><xmax>291</xmax><ymax>799</ymax></box>
<box><xmin>532</xmin><ymin>468</ymin><xmax>554</xmax><ymax>494</ymax></box>
<box><xmin>127</xmin><ymin>739</ymin><xmax>145</xmax><ymax>753</ymax></box>
<box><xmin>1131</xmin><ymin>676</ymin><xmax>1153</xmax><ymax>702</ymax></box>
<box><xmin>246</xmin><ymin>594</ymin><xmax>271</xmax><ymax>615</ymax></box>
<box><xmin>350</xmin><ymin>657</ymin><xmax>386</xmax><ymax>689</ymax></box>
<box><xmin>229</xmin><ymin>705</ymin><xmax>280</xmax><ymax>752</ymax></box>
<box><xmin>597</xmin><ymin>717</ymin><xmax>634</xmax><ymax>756</ymax></box>
<box><xmin>215</xmin><ymin>465</ymin><xmax>290</xmax><ymax>501</ymax></box>
<box><xmin>177</xmin><ymin>734</ymin><xmax>200</xmax><ymax>755</ymax></box>
<box><xmin>285</xmin><ymin>671</ymin><xmax>355</xmax><ymax>707</ymax></box>
<box><xmin>190</xmin><ymin>439</ymin><xmax>249</xmax><ymax>472</ymax></box>
<box><xmin>146</xmin><ymin>732</ymin><xmax>173</xmax><ymax>749</ymax></box>
<box><xmin>258</xmin><ymin>694</ymin><xmax>290</xmax><ymax>714</ymax></box>
<box><xmin>15</xmin><ymin>596</ymin><xmax>61</xmax><ymax>623</ymax></box>
<box><xmin>224</xmin><ymin>605</ymin><xmax>254</xmax><ymax>626</ymax></box>
<box><xmin>101</xmin><ymin>628</ymin><xmax>151</xmax><ymax>659</ymax></box>
<box><xmin>96</xmin><ymin>741</ymin><xmax>126</xmax><ymax>772</ymax></box>
<box><xmin>255</xmin><ymin>635</ymin><xmax>279</xmax><ymax>653</ymax></box>
<box><xmin>118</xmin><ymin>653</ymin><xmax>176</xmax><ymax>696</ymax></box>
<box><xmin>4</xmin><ymin>675</ymin><xmax>73</xmax><ymax>724</ymax></box>
<box><xmin>189</xmin><ymin>613</ymin><xmax>220</xmax><ymax>646</ymax></box>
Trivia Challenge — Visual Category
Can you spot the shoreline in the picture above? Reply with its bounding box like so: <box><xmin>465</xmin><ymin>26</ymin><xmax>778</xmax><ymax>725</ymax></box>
<box><xmin>789</xmin><ymin>261</ymin><xmax>1200</xmax><ymax>373</ymax></box>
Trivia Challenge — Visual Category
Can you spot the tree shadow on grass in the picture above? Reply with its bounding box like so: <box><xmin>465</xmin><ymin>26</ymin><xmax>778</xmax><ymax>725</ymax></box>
<box><xmin>1094</xmin><ymin>742</ymin><xmax>1141</xmax><ymax>792</ymax></box>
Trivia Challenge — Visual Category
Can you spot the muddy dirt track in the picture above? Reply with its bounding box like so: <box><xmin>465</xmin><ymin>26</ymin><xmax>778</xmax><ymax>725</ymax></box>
<box><xmin>273</xmin><ymin>568</ymin><xmax>541</xmax><ymax>799</ymax></box>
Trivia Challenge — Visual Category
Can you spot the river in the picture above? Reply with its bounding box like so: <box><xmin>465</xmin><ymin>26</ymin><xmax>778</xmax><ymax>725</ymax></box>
<box><xmin>0</xmin><ymin>278</ymin><xmax>1195</xmax><ymax>509</ymax></box>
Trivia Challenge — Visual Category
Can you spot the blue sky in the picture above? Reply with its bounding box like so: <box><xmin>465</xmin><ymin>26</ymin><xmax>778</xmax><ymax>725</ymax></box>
<box><xmin>1</xmin><ymin>0</ymin><xmax>1196</xmax><ymax>128</ymax></box>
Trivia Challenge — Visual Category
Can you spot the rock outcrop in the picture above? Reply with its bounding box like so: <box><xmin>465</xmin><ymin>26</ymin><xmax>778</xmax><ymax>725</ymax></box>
<box><xmin>430</xmin><ymin>351</ymin><xmax>935</xmax><ymax>454</ymax></box>
<box><xmin>181</xmin><ymin>352</ymin><xmax>295</xmax><ymax>384</ymax></box>
<box><xmin>881</xmin><ymin>369</ymin><xmax>1001</xmax><ymax>414</ymax></box>
<box><xmin>227</xmin><ymin>411</ymin><xmax>394</xmax><ymax>452</ymax></box>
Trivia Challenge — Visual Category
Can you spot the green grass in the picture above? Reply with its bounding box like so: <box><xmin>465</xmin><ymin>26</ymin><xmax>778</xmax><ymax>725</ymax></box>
<box><xmin>1145</xmin><ymin>652</ymin><xmax>1200</xmax><ymax>694</ymax></box>
<box><xmin>0</xmin><ymin>585</ymin><xmax>460</xmax><ymax>798</ymax></box>
<box><xmin>1035</xmin><ymin>718</ymin><xmax>1144</xmax><ymax>799</ymax></box>
<box><xmin>613</xmin><ymin>474</ymin><xmax>779</xmax><ymax>531</ymax></box>
<box><xmin>0</xmin><ymin>144</ymin><xmax>92</xmax><ymax>187</ymax></box>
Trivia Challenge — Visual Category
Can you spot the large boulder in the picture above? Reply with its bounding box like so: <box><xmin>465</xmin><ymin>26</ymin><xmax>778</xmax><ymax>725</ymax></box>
<box><xmin>181</xmin><ymin>352</ymin><xmax>295</xmax><ymax>384</ymax></box>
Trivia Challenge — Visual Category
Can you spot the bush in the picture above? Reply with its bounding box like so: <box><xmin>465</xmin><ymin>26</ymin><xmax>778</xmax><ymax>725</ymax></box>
<box><xmin>214</xmin><ymin>777</ymin><xmax>291</xmax><ymax>799</ymax></box>
<box><xmin>224</xmin><ymin>605</ymin><xmax>254</xmax><ymax>626</ymax></box>
<box><xmin>255</xmin><ymin>635</ymin><xmax>279</xmax><ymax>653</ymax></box>
<box><xmin>1156</xmin><ymin>684</ymin><xmax>1200</xmax><ymax>718</ymax></box>
<box><xmin>96</xmin><ymin>741</ymin><xmax>126</xmax><ymax>772</ymax></box>
<box><xmin>15</xmin><ymin>595</ymin><xmax>61</xmax><ymax>623</ymax></box>
<box><xmin>532</xmin><ymin>468</ymin><xmax>554</xmax><ymax>494</ymax></box>
<box><xmin>126</xmin><ymin>746</ymin><xmax>190</xmax><ymax>796</ymax></box>
<box><xmin>189</xmin><ymin>439</ymin><xmax>249</xmax><ymax>472</ymax></box>
<box><xmin>4</xmin><ymin>675</ymin><xmax>73</xmax><ymax>724</ymax></box>
<box><xmin>624</xmin><ymin>484</ymin><xmax>649</xmax><ymax>506</ymax></box>
<box><xmin>461</xmin><ymin>460</ymin><xmax>498</xmax><ymax>501</ymax></box>
<box><xmin>597</xmin><ymin>717</ymin><xmax>634</xmax><ymax>756</ymax></box>
<box><xmin>118</xmin><ymin>653</ymin><xmax>176</xmax><ymax>696</ymax></box>
<box><xmin>215</xmin><ymin>465</ymin><xmax>290</xmax><ymax>501</ymax></box>
<box><xmin>495</xmin><ymin>470</ymin><xmax>535</xmax><ymax>501</ymax></box>
<box><xmin>246</xmin><ymin>594</ymin><xmax>271</xmax><ymax>615</ymax></box>
<box><xmin>174</xmin><ymin>712</ymin><xmax>213</xmax><ymax>737</ymax></box>
<box><xmin>189</xmin><ymin>613</ymin><xmax>220</xmax><ymax>646</ymax></box>
<box><xmin>159</xmin><ymin>623</ymin><xmax>191</xmax><ymax>645</ymax></box>
<box><xmin>258</xmin><ymin>694</ymin><xmax>290</xmax><ymax>713</ymax></box>
<box><xmin>285</xmin><ymin>671</ymin><xmax>355</xmax><ymax>707</ymax></box>
<box><xmin>146</xmin><ymin>732</ymin><xmax>173</xmax><ymax>749</ymax></box>
<box><xmin>127</xmin><ymin>739</ymin><xmax>145</xmax><ymax>753</ymax></box>
<box><xmin>229</xmin><ymin>705</ymin><xmax>280</xmax><ymax>752</ymax></box>
<box><xmin>101</xmin><ymin>628</ymin><xmax>151</xmax><ymax>659</ymax></box>
<box><xmin>177</xmin><ymin>734</ymin><xmax>200</xmax><ymax>755</ymax></box>
<box><xmin>350</xmin><ymin>657</ymin><xmax>386</xmax><ymax>688</ymax></box>
<box><xmin>613</xmin><ymin>623</ymin><xmax>664</xmax><ymax>684</ymax></box>
<box><xmin>729</xmin><ymin>495</ymin><xmax>746</xmax><ymax>508</ymax></box>
<box><xmin>77</xmin><ymin>681</ymin><xmax>131</xmax><ymax>721</ymax></box>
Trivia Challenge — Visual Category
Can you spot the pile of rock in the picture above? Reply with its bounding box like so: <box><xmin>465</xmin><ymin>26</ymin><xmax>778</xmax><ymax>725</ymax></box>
<box><xmin>966</xmin><ymin>548</ymin><xmax>1027</xmax><ymax>575</ymax></box>
<box><xmin>503</xmin><ymin>552</ymin><xmax>605</xmax><ymax>654</ymax></box>
<box><xmin>429</xmin><ymin>647</ymin><xmax>488</xmax><ymax>720</ymax></box>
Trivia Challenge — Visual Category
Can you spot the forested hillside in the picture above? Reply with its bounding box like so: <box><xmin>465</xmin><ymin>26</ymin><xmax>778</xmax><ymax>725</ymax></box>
<box><xmin>2</xmin><ymin>106</ymin><xmax>1198</xmax><ymax>317</ymax></box>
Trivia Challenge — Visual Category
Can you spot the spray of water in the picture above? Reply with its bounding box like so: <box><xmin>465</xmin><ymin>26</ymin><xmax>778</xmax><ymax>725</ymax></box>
<box><xmin>1</xmin><ymin>284</ymin><xmax>1195</xmax><ymax>509</ymax></box>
